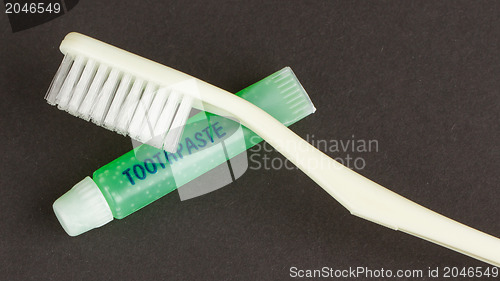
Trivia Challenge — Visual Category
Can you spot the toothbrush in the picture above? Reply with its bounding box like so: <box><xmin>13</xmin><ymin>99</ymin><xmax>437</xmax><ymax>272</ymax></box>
<box><xmin>46</xmin><ymin>32</ymin><xmax>500</xmax><ymax>266</ymax></box>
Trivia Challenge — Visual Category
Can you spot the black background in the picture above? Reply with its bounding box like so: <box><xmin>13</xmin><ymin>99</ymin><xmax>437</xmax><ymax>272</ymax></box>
<box><xmin>0</xmin><ymin>1</ymin><xmax>499</xmax><ymax>280</ymax></box>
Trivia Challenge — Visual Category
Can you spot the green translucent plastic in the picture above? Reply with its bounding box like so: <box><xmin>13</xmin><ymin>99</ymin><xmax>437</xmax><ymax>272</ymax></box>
<box><xmin>93</xmin><ymin>67</ymin><xmax>315</xmax><ymax>219</ymax></box>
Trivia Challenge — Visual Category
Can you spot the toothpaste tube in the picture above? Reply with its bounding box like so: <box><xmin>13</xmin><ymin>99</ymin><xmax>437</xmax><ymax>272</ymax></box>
<box><xmin>52</xmin><ymin>67</ymin><xmax>315</xmax><ymax>236</ymax></box>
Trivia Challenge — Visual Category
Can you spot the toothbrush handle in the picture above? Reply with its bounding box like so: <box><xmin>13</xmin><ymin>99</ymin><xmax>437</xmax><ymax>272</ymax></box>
<box><xmin>203</xmin><ymin>88</ymin><xmax>500</xmax><ymax>267</ymax></box>
<box><xmin>268</xmin><ymin>119</ymin><xmax>500</xmax><ymax>266</ymax></box>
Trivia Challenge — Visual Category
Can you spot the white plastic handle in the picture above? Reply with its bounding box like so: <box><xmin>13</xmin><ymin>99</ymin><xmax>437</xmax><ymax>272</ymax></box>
<box><xmin>196</xmin><ymin>83</ymin><xmax>500</xmax><ymax>267</ymax></box>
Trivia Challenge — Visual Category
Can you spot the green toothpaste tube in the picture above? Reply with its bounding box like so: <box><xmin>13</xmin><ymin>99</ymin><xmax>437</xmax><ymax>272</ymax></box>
<box><xmin>53</xmin><ymin>67</ymin><xmax>315</xmax><ymax>236</ymax></box>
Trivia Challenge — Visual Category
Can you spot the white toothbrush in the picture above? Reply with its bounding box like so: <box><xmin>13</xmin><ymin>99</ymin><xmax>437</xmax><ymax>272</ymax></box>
<box><xmin>46</xmin><ymin>32</ymin><xmax>500</xmax><ymax>267</ymax></box>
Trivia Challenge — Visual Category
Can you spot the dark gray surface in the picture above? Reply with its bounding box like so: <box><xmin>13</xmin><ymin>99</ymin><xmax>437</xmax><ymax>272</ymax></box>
<box><xmin>0</xmin><ymin>1</ymin><xmax>499</xmax><ymax>280</ymax></box>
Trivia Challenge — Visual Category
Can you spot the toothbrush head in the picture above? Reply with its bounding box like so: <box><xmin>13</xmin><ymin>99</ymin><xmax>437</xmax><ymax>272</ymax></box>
<box><xmin>45</xmin><ymin>32</ymin><xmax>206</xmax><ymax>152</ymax></box>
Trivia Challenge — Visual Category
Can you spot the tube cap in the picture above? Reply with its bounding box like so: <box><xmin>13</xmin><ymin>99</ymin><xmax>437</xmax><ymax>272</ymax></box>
<box><xmin>53</xmin><ymin>176</ymin><xmax>113</xmax><ymax>236</ymax></box>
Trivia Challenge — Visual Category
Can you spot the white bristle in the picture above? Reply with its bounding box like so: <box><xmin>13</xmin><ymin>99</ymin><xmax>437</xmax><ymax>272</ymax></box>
<box><xmin>103</xmin><ymin>73</ymin><xmax>133</xmax><ymax>130</ymax></box>
<box><xmin>90</xmin><ymin>69</ymin><xmax>121</xmax><ymax>125</ymax></box>
<box><xmin>57</xmin><ymin>56</ymin><xmax>86</xmax><ymax>110</ymax></box>
<box><xmin>67</xmin><ymin>59</ymin><xmax>97</xmax><ymax>115</ymax></box>
<box><xmin>114</xmin><ymin>78</ymin><xmax>145</xmax><ymax>134</ymax></box>
<box><xmin>46</xmin><ymin>53</ymin><xmax>196</xmax><ymax>151</ymax></box>
<box><xmin>137</xmin><ymin>87</ymin><xmax>169</xmax><ymax>142</ymax></box>
<box><xmin>45</xmin><ymin>55</ymin><xmax>73</xmax><ymax>105</ymax></box>
<box><xmin>162</xmin><ymin>95</ymin><xmax>193</xmax><ymax>152</ymax></box>
<box><xmin>128</xmin><ymin>82</ymin><xmax>157</xmax><ymax>139</ymax></box>
<box><xmin>78</xmin><ymin>64</ymin><xmax>109</xmax><ymax>120</ymax></box>
<box><xmin>147</xmin><ymin>90</ymin><xmax>180</xmax><ymax>148</ymax></box>
<box><xmin>154</xmin><ymin>90</ymin><xmax>181</xmax><ymax>136</ymax></box>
